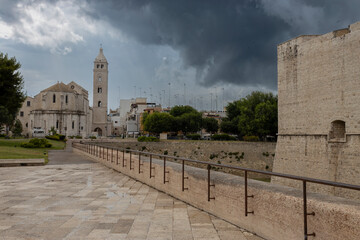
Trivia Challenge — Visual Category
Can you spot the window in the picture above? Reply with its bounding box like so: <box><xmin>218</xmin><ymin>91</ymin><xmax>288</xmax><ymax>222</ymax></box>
<box><xmin>81</xmin><ymin>126</ymin><xmax>83</xmax><ymax>130</ymax></box>
<box><xmin>101</xmin><ymin>64</ymin><xmax>104</xmax><ymax>68</ymax></box>
<box><xmin>98</xmin><ymin>76</ymin><xmax>102</xmax><ymax>81</ymax></box>
<box><xmin>330</xmin><ymin>120</ymin><xmax>346</xmax><ymax>140</ymax></box>
<box><xmin>115</xmin><ymin>121</ymin><xmax>118</xmax><ymax>123</ymax></box>
<box><xmin>98</xmin><ymin>101</ymin><xmax>102</xmax><ymax>107</ymax></box>
<box><xmin>72</xmin><ymin>121</ymin><xmax>75</xmax><ymax>129</ymax></box>
<box><xmin>53</xmin><ymin>94</ymin><xmax>56</xmax><ymax>103</ymax></box>
<box><xmin>65</xmin><ymin>95</ymin><xmax>68</xmax><ymax>104</ymax></box>
<box><xmin>97</xmin><ymin>64</ymin><xmax>100</xmax><ymax>68</ymax></box>
<box><xmin>20</xmin><ymin>111</ymin><xmax>24</xmax><ymax>117</ymax></box>
<box><xmin>115</xmin><ymin>128</ymin><xmax>118</xmax><ymax>130</ymax></box>
<box><xmin>56</xmin><ymin>120</ymin><xmax>59</xmax><ymax>129</ymax></box>
<box><xmin>26</xmin><ymin>123</ymin><xmax>28</xmax><ymax>128</ymax></box>
<box><xmin>98</xmin><ymin>87</ymin><xmax>102</xmax><ymax>93</ymax></box>
<box><xmin>27</xmin><ymin>101</ymin><xmax>30</xmax><ymax>106</ymax></box>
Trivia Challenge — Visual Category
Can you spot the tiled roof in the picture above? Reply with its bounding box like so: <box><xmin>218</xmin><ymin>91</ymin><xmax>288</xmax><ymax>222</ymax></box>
<box><xmin>41</xmin><ymin>82</ymin><xmax>75</xmax><ymax>93</ymax></box>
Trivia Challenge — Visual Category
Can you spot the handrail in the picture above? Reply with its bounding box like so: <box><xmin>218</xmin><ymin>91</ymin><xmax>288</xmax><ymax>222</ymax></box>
<box><xmin>73</xmin><ymin>141</ymin><xmax>360</xmax><ymax>240</ymax></box>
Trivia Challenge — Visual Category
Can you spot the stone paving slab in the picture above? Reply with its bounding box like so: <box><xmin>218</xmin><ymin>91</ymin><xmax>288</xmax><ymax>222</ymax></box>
<box><xmin>0</xmin><ymin>145</ymin><xmax>264</xmax><ymax>240</ymax></box>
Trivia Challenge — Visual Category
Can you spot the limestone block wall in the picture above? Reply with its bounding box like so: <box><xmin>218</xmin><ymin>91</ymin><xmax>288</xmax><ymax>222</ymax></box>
<box><xmin>98</xmin><ymin>140</ymin><xmax>276</xmax><ymax>179</ymax></box>
<box><xmin>274</xmin><ymin>22</ymin><xmax>360</xmax><ymax>198</ymax></box>
<box><xmin>73</xmin><ymin>144</ymin><xmax>360</xmax><ymax>240</ymax></box>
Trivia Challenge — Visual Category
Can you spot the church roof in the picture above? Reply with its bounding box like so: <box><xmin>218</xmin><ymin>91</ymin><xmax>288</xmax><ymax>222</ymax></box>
<box><xmin>95</xmin><ymin>47</ymin><xmax>107</xmax><ymax>62</ymax></box>
<box><xmin>41</xmin><ymin>82</ymin><xmax>75</xmax><ymax>93</ymax></box>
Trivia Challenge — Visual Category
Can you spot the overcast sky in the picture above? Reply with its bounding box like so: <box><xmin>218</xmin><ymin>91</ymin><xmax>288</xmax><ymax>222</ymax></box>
<box><xmin>1</xmin><ymin>0</ymin><xmax>359</xmax><ymax>111</ymax></box>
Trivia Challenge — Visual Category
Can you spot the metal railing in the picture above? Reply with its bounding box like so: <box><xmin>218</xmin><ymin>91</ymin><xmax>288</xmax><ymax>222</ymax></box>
<box><xmin>73</xmin><ymin>142</ymin><xmax>360</xmax><ymax>240</ymax></box>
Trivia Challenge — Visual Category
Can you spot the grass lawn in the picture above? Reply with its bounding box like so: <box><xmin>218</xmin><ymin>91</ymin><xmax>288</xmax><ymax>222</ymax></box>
<box><xmin>0</xmin><ymin>138</ymin><xmax>66</xmax><ymax>161</ymax></box>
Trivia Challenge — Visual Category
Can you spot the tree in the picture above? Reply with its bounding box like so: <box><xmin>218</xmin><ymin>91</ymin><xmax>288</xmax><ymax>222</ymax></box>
<box><xmin>170</xmin><ymin>105</ymin><xmax>197</xmax><ymax>117</ymax></box>
<box><xmin>0</xmin><ymin>53</ymin><xmax>26</xmax><ymax>133</ymax></box>
<box><xmin>223</xmin><ymin>91</ymin><xmax>277</xmax><ymax>139</ymax></box>
<box><xmin>143</xmin><ymin>112</ymin><xmax>175</xmax><ymax>134</ymax></box>
<box><xmin>220</xmin><ymin>118</ymin><xmax>239</xmax><ymax>134</ymax></box>
<box><xmin>11</xmin><ymin>119</ymin><xmax>22</xmax><ymax>136</ymax></box>
<box><xmin>175</xmin><ymin>112</ymin><xmax>202</xmax><ymax>134</ymax></box>
<box><xmin>202</xmin><ymin>117</ymin><xmax>219</xmax><ymax>134</ymax></box>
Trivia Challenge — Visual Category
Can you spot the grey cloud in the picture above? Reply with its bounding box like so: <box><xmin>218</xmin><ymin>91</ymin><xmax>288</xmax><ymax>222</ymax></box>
<box><xmin>84</xmin><ymin>0</ymin><xmax>290</xmax><ymax>89</ymax></box>
<box><xmin>3</xmin><ymin>0</ymin><xmax>360</xmax><ymax>90</ymax></box>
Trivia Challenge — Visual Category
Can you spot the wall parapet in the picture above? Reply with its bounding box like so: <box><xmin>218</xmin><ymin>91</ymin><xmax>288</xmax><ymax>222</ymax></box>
<box><xmin>73</xmin><ymin>142</ymin><xmax>360</xmax><ymax>240</ymax></box>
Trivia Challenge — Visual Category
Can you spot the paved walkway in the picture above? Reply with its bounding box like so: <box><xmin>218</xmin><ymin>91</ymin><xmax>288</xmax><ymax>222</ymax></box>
<box><xmin>0</xmin><ymin>143</ymin><xmax>262</xmax><ymax>240</ymax></box>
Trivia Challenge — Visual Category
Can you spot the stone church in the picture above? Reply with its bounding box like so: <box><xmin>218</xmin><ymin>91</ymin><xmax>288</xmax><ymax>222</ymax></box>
<box><xmin>17</xmin><ymin>47</ymin><xmax>112</xmax><ymax>137</ymax></box>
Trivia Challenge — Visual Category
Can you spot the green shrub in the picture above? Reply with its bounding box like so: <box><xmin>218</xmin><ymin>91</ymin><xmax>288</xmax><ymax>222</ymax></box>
<box><xmin>137</xmin><ymin>136</ymin><xmax>159</xmax><ymax>142</ymax></box>
<box><xmin>186</xmin><ymin>134</ymin><xmax>201</xmax><ymax>140</ymax></box>
<box><xmin>46</xmin><ymin>135</ymin><xmax>60</xmax><ymax>141</ymax></box>
<box><xmin>46</xmin><ymin>134</ymin><xmax>66</xmax><ymax>141</ymax></box>
<box><xmin>21</xmin><ymin>138</ymin><xmax>52</xmax><ymax>148</ymax></box>
<box><xmin>20</xmin><ymin>143</ymin><xmax>36</xmax><ymax>148</ymax></box>
<box><xmin>211</xmin><ymin>134</ymin><xmax>236</xmax><ymax>141</ymax></box>
<box><xmin>58</xmin><ymin>134</ymin><xmax>66</xmax><ymax>141</ymax></box>
<box><xmin>75</xmin><ymin>135</ymin><xmax>82</xmax><ymax>139</ymax></box>
<box><xmin>164</xmin><ymin>150</ymin><xmax>168</xmax><ymax>155</ymax></box>
<box><xmin>89</xmin><ymin>136</ymin><xmax>96</xmax><ymax>140</ymax></box>
<box><xmin>243</xmin><ymin>135</ymin><xmax>260</xmax><ymax>142</ymax></box>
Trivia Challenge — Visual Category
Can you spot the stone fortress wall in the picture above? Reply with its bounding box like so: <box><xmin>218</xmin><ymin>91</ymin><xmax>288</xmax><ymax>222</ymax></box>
<box><xmin>73</xmin><ymin>143</ymin><xmax>360</xmax><ymax>240</ymax></box>
<box><xmin>273</xmin><ymin>22</ymin><xmax>360</xmax><ymax>199</ymax></box>
<box><xmin>94</xmin><ymin>140</ymin><xmax>276</xmax><ymax>179</ymax></box>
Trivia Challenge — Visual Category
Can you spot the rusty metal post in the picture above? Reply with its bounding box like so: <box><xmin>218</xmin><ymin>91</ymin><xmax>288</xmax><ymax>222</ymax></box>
<box><xmin>163</xmin><ymin>157</ymin><xmax>169</xmax><ymax>183</ymax></box>
<box><xmin>245</xmin><ymin>171</ymin><xmax>254</xmax><ymax>216</ymax></box>
<box><xmin>182</xmin><ymin>160</ymin><xmax>188</xmax><ymax>191</ymax></box>
<box><xmin>207</xmin><ymin>164</ymin><xmax>215</xmax><ymax>201</ymax></box>
<box><xmin>138</xmin><ymin>153</ymin><xmax>143</xmax><ymax>174</ymax></box>
<box><xmin>116</xmin><ymin>149</ymin><xmax>119</xmax><ymax>165</ymax></box>
<box><xmin>150</xmin><ymin>155</ymin><xmax>155</xmax><ymax>178</ymax></box>
<box><xmin>130</xmin><ymin>152</ymin><xmax>133</xmax><ymax>170</ymax></box>
<box><xmin>303</xmin><ymin>181</ymin><xmax>315</xmax><ymax>239</ymax></box>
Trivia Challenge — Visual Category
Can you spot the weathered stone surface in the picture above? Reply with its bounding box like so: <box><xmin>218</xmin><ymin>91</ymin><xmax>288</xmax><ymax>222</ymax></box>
<box><xmin>273</xmin><ymin>21</ymin><xmax>360</xmax><ymax>199</ymax></box>
<box><xmin>74</xmin><ymin>141</ymin><xmax>360</xmax><ymax>240</ymax></box>
<box><xmin>0</xmin><ymin>144</ymin><xmax>255</xmax><ymax>240</ymax></box>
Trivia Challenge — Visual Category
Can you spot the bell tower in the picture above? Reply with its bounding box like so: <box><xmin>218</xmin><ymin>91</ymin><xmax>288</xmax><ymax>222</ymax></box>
<box><xmin>92</xmin><ymin>47</ymin><xmax>108</xmax><ymax>136</ymax></box>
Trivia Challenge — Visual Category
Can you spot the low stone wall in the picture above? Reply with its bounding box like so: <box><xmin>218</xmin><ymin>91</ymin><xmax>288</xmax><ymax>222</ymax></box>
<box><xmin>73</xmin><ymin>144</ymin><xmax>360</xmax><ymax>240</ymax></box>
<box><xmin>97</xmin><ymin>140</ymin><xmax>276</xmax><ymax>180</ymax></box>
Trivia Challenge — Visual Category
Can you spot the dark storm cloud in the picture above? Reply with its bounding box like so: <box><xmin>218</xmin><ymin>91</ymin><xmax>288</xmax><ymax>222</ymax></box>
<box><xmin>84</xmin><ymin>0</ymin><xmax>290</xmax><ymax>89</ymax></box>
<box><xmin>2</xmin><ymin>0</ymin><xmax>360</xmax><ymax>89</ymax></box>
<box><xmin>82</xmin><ymin>0</ymin><xmax>360</xmax><ymax>89</ymax></box>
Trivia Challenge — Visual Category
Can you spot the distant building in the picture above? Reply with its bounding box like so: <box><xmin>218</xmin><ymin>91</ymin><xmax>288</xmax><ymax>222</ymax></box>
<box><xmin>92</xmin><ymin>47</ymin><xmax>112</xmax><ymax>136</ymax></box>
<box><xmin>17</xmin><ymin>81</ymin><xmax>92</xmax><ymax>137</ymax></box>
<box><xmin>17</xmin><ymin>47</ymin><xmax>117</xmax><ymax>138</ymax></box>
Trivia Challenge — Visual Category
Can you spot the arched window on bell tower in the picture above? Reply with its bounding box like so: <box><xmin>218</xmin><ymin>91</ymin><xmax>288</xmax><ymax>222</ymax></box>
<box><xmin>98</xmin><ymin>101</ymin><xmax>102</xmax><ymax>107</ymax></box>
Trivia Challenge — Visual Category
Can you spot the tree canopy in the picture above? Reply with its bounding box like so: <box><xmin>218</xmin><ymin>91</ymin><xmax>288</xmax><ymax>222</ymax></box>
<box><xmin>0</xmin><ymin>53</ymin><xmax>25</xmax><ymax>127</ymax></box>
<box><xmin>220</xmin><ymin>91</ymin><xmax>277</xmax><ymax>139</ymax></box>
<box><xmin>143</xmin><ymin>112</ymin><xmax>175</xmax><ymax>134</ymax></box>
<box><xmin>169</xmin><ymin>105</ymin><xmax>197</xmax><ymax>117</ymax></box>
<box><xmin>202</xmin><ymin>117</ymin><xmax>219</xmax><ymax>134</ymax></box>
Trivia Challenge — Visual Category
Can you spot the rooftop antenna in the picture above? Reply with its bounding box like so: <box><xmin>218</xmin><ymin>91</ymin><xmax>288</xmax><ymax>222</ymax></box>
<box><xmin>100</xmin><ymin>43</ymin><xmax>103</xmax><ymax>48</ymax></box>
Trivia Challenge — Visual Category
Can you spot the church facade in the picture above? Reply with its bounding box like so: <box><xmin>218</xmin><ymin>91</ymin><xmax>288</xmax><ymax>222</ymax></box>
<box><xmin>17</xmin><ymin>82</ymin><xmax>92</xmax><ymax>137</ymax></box>
<box><xmin>17</xmin><ymin>47</ymin><xmax>112</xmax><ymax>137</ymax></box>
